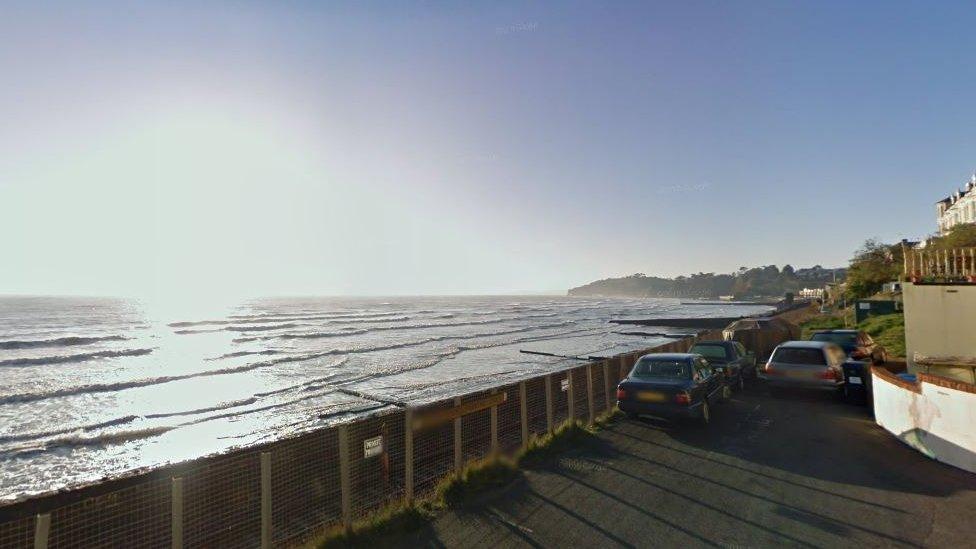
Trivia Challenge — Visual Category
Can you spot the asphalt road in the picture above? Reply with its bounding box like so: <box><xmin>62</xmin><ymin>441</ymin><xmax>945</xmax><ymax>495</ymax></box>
<box><xmin>401</xmin><ymin>384</ymin><xmax>976</xmax><ymax>547</ymax></box>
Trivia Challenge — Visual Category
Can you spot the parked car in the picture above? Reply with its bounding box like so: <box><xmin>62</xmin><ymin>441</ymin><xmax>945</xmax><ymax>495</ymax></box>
<box><xmin>689</xmin><ymin>340</ymin><xmax>757</xmax><ymax>390</ymax></box>
<box><xmin>809</xmin><ymin>329</ymin><xmax>888</xmax><ymax>364</ymax></box>
<box><xmin>760</xmin><ymin>341</ymin><xmax>847</xmax><ymax>395</ymax></box>
<box><xmin>617</xmin><ymin>353</ymin><xmax>726</xmax><ymax>425</ymax></box>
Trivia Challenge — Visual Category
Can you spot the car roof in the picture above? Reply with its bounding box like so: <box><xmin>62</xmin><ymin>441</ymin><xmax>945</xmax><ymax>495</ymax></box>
<box><xmin>777</xmin><ymin>340</ymin><xmax>833</xmax><ymax>349</ymax></box>
<box><xmin>811</xmin><ymin>329</ymin><xmax>860</xmax><ymax>335</ymax></box>
<box><xmin>636</xmin><ymin>352</ymin><xmax>698</xmax><ymax>361</ymax></box>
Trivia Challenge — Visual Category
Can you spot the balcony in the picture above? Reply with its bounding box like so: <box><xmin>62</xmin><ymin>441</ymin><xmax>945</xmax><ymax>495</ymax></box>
<box><xmin>904</xmin><ymin>247</ymin><xmax>976</xmax><ymax>283</ymax></box>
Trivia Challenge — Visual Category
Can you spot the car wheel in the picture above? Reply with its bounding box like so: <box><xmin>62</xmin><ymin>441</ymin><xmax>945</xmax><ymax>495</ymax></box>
<box><xmin>699</xmin><ymin>401</ymin><xmax>711</xmax><ymax>426</ymax></box>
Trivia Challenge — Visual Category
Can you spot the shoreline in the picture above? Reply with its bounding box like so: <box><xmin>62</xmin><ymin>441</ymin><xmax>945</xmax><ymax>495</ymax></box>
<box><xmin>0</xmin><ymin>302</ymin><xmax>816</xmax><ymax>526</ymax></box>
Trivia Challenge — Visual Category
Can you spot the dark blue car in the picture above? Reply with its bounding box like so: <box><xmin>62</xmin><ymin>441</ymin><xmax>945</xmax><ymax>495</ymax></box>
<box><xmin>617</xmin><ymin>353</ymin><xmax>726</xmax><ymax>425</ymax></box>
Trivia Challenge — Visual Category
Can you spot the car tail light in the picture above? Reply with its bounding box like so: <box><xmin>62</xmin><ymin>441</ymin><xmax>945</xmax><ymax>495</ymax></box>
<box><xmin>817</xmin><ymin>369</ymin><xmax>839</xmax><ymax>380</ymax></box>
<box><xmin>674</xmin><ymin>391</ymin><xmax>691</xmax><ymax>405</ymax></box>
<box><xmin>616</xmin><ymin>387</ymin><xmax>628</xmax><ymax>400</ymax></box>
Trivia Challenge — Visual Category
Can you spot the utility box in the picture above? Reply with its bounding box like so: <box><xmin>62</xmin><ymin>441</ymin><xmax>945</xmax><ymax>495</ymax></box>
<box><xmin>854</xmin><ymin>299</ymin><xmax>900</xmax><ymax>323</ymax></box>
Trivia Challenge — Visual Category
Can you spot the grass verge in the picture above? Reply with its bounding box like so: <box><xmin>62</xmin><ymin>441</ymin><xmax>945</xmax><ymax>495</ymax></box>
<box><xmin>799</xmin><ymin>311</ymin><xmax>905</xmax><ymax>359</ymax></box>
<box><xmin>311</xmin><ymin>409</ymin><xmax>621</xmax><ymax>548</ymax></box>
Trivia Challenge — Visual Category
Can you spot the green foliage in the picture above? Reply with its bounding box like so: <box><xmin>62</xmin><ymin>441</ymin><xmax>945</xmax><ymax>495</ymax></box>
<box><xmin>845</xmin><ymin>239</ymin><xmax>902</xmax><ymax>300</ymax></box>
<box><xmin>316</xmin><ymin>503</ymin><xmax>433</xmax><ymax>548</ymax></box>
<box><xmin>799</xmin><ymin>315</ymin><xmax>847</xmax><ymax>339</ymax></box>
<box><xmin>799</xmin><ymin>312</ymin><xmax>905</xmax><ymax>359</ymax></box>
<box><xmin>434</xmin><ymin>457</ymin><xmax>519</xmax><ymax>507</ymax></box>
<box><xmin>926</xmin><ymin>224</ymin><xmax>976</xmax><ymax>250</ymax></box>
<box><xmin>859</xmin><ymin>313</ymin><xmax>906</xmax><ymax>358</ymax></box>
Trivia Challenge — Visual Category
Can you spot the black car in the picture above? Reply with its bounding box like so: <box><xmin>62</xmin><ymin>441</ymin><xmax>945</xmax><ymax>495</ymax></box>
<box><xmin>617</xmin><ymin>353</ymin><xmax>726</xmax><ymax>425</ymax></box>
<box><xmin>688</xmin><ymin>340</ymin><xmax>758</xmax><ymax>390</ymax></box>
<box><xmin>809</xmin><ymin>329</ymin><xmax>888</xmax><ymax>364</ymax></box>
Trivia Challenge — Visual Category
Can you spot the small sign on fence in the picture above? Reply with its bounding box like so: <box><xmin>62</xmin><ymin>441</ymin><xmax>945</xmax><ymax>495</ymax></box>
<box><xmin>561</xmin><ymin>378</ymin><xmax>569</xmax><ymax>392</ymax></box>
<box><xmin>363</xmin><ymin>436</ymin><xmax>383</xmax><ymax>458</ymax></box>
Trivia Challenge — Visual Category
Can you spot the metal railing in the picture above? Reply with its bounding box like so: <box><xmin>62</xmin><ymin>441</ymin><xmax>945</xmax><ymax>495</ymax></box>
<box><xmin>0</xmin><ymin>330</ymin><xmax>721</xmax><ymax>549</ymax></box>
<box><xmin>904</xmin><ymin>247</ymin><xmax>976</xmax><ymax>281</ymax></box>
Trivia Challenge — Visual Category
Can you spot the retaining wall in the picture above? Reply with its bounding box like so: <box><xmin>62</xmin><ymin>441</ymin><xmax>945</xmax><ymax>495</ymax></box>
<box><xmin>872</xmin><ymin>367</ymin><xmax>976</xmax><ymax>474</ymax></box>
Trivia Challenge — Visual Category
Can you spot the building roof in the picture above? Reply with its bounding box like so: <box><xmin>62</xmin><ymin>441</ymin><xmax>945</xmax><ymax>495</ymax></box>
<box><xmin>937</xmin><ymin>173</ymin><xmax>976</xmax><ymax>206</ymax></box>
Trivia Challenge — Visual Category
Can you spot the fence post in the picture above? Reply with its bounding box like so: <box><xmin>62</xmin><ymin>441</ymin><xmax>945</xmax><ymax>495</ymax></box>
<box><xmin>519</xmin><ymin>381</ymin><xmax>529</xmax><ymax>447</ymax></box>
<box><xmin>619</xmin><ymin>355</ymin><xmax>628</xmax><ymax>381</ymax></box>
<box><xmin>33</xmin><ymin>513</ymin><xmax>50</xmax><ymax>549</ymax></box>
<box><xmin>260</xmin><ymin>452</ymin><xmax>271</xmax><ymax>549</ymax></box>
<box><xmin>404</xmin><ymin>408</ymin><xmax>414</xmax><ymax>503</ymax></box>
<box><xmin>338</xmin><ymin>425</ymin><xmax>352</xmax><ymax>530</ymax></box>
<box><xmin>567</xmin><ymin>370</ymin><xmax>575</xmax><ymax>420</ymax></box>
<box><xmin>544</xmin><ymin>374</ymin><xmax>554</xmax><ymax>432</ymax></box>
<box><xmin>453</xmin><ymin>397</ymin><xmax>463</xmax><ymax>471</ymax></box>
<box><xmin>586</xmin><ymin>364</ymin><xmax>595</xmax><ymax>424</ymax></box>
<box><xmin>604</xmin><ymin>359</ymin><xmax>613</xmax><ymax>412</ymax></box>
<box><xmin>171</xmin><ymin>477</ymin><xmax>183</xmax><ymax>549</ymax></box>
<box><xmin>490</xmin><ymin>390</ymin><xmax>499</xmax><ymax>455</ymax></box>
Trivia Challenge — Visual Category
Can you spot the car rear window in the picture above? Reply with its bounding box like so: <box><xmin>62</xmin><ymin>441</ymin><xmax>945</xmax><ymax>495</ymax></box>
<box><xmin>811</xmin><ymin>333</ymin><xmax>857</xmax><ymax>347</ymax></box>
<box><xmin>689</xmin><ymin>344</ymin><xmax>731</xmax><ymax>360</ymax></box>
<box><xmin>772</xmin><ymin>347</ymin><xmax>827</xmax><ymax>365</ymax></box>
<box><xmin>632</xmin><ymin>359</ymin><xmax>691</xmax><ymax>379</ymax></box>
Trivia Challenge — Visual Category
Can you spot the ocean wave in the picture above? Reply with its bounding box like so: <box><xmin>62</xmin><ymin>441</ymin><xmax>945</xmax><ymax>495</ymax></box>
<box><xmin>0</xmin><ymin>335</ymin><xmax>128</xmax><ymax>350</ymax></box>
<box><xmin>0</xmin><ymin>356</ymin><xmax>349</xmax><ymax>405</ymax></box>
<box><xmin>169</xmin><ymin>311</ymin><xmax>408</xmax><ymax>328</ymax></box>
<box><xmin>0</xmin><ymin>415</ymin><xmax>140</xmax><ymax>444</ymax></box>
<box><xmin>0</xmin><ymin>348</ymin><xmax>153</xmax><ymax>368</ymax></box>
<box><xmin>4</xmin><ymin>426</ymin><xmax>175</xmax><ymax>457</ymax></box>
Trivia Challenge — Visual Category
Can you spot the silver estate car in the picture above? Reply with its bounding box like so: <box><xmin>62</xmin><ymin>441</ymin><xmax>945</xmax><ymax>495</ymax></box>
<box><xmin>760</xmin><ymin>340</ymin><xmax>846</xmax><ymax>393</ymax></box>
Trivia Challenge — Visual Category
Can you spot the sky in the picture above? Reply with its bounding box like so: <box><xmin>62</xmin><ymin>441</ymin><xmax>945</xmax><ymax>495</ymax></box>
<box><xmin>3</xmin><ymin>1</ymin><xmax>976</xmax><ymax>302</ymax></box>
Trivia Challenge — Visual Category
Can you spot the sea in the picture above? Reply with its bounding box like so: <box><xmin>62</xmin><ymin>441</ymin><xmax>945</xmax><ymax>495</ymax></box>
<box><xmin>0</xmin><ymin>295</ymin><xmax>771</xmax><ymax>503</ymax></box>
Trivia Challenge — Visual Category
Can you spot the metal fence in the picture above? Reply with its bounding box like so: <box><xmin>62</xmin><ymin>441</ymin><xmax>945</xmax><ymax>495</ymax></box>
<box><xmin>0</xmin><ymin>330</ymin><xmax>722</xmax><ymax>549</ymax></box>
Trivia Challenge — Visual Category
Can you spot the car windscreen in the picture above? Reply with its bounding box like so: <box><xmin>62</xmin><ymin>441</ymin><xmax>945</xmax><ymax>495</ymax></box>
<box><xmin>632</xmin><ymin>359</ymin><xmax>691</xmax><ymax>379</ymax></box>
<box><xmin>689</xmin><ymin>344</ymin><xmax>731</xmax><ymax>360</ymax></box>
<box><xmin>772</xmin><ymin>347</ymin><xmax>827</xmax><ymax>365</ymax></box>
<box><xmin>810</xmin><ymin>333</ymin><xmax>857</xmax><ymax>347</ymax></box>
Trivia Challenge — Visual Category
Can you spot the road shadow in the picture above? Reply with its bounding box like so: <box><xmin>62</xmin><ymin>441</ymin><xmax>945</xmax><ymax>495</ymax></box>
<box><xmin>624</xmin><ymin>383</ymin><xmax>976</xmax><ymax>498</ymax></box>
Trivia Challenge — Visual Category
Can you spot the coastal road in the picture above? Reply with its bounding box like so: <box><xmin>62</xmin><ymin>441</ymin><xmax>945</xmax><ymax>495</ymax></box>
<box><xmin>401</xmin><ymin>385</ymin><xmax>976</xmax><ymax>547</ymax></box>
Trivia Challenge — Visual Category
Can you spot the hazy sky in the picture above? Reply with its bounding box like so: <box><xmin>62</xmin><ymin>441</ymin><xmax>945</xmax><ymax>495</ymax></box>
<box><xmin>3</xmin><ymin>1</ymin><xmax>976</xmax><ymax>301</ymax></box>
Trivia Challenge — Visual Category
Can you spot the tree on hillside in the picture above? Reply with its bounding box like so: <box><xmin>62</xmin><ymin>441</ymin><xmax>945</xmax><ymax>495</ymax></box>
<box><xmin>846</xmin><ymin>239</ymin><xmax>902</xmax><ymax>300</ymax></box>
<box><xmin>928</xmin><ymin>224</ymin><xmax>976</xmax><ymax>250</ymax></box>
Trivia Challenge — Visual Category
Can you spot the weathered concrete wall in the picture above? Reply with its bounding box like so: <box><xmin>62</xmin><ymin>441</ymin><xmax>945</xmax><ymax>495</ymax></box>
<box><xmin>872</xmin><ymin>368</ymin><xmax>976</xmax><ymax>474</ymax></box>
<box><xmin>903</xmin><ymin>282</ymin><xmax>976</xmax><ymax>383</ymax></box>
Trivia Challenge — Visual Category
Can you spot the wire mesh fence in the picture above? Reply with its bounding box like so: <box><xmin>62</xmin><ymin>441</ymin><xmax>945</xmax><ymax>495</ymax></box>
<box><xmin>0</xmin><ymin>333</ymin><xmax>722</xmax><ymax>549</ymax></box>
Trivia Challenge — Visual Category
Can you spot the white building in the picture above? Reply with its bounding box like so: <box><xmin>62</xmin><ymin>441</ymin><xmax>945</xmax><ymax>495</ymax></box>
<box><xmin>936</xmin><ymin>173</ymin><xmax>976</xmax><ymax>234</ymax></box>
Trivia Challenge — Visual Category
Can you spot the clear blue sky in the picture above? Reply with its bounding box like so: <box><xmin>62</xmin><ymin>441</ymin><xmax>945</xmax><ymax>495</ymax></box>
<box><xmin>2</xmin><ymin>1</ymin><xmax>975</xmax><ymax>301</ymax></box>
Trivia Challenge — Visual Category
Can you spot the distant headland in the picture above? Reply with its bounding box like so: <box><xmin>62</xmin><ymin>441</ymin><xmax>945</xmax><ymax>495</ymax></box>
<box><xmin>568</xmin><ymin>265</ymin><xmax>845</xmax><ymax>299</ymax></box>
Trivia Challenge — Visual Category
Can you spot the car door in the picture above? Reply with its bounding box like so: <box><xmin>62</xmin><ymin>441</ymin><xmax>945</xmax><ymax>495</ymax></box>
<box><xmin>696</xmin><ymin>358</ymin><xmax>719</xmax><ymax>402</ymax></box>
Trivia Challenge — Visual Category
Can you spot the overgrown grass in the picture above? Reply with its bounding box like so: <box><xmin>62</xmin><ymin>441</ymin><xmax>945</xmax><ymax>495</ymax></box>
<box><xmin>435</xmin><ymin>456</ymin><xmax>519</xmax><ymax>507</ymax></box>
<box><xmin>859</xmin><ymin>313</ymin><xmax>905</xmax><ymax>358</ymax></box>
<box><xmin>311</xmin><ymin>410</ymin><xmax>621</xmax><ymax>547</ymax></box>
<box><xmin>799</xmin><ymin>311</ymin><xmax>905</xmax><ymax>359</ymax></box>
<box><xmin>315</xmin><ymin>502</ymin><xmax>433</xmax><ymax>548</ymax></box>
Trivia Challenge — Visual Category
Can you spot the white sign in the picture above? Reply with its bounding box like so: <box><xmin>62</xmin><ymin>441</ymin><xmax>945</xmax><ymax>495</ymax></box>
<box><xmin>849</xmin><ymin>376</ymin><xmax>863</xmax><ymax>385</ymax></box>
<box><xmin>859</xmin><ymin>302</ymin><xmax>871</xmax><ymax>310</ymax></box>
<box><xmin>560</xmin><ymin>379</ymin><xmax>569</xmax><ymax>392</ymax></box>
<box><xmin>363</xmin><ymin>436</ymin><xmax>383</xmax><ymax>458</ymax></box>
